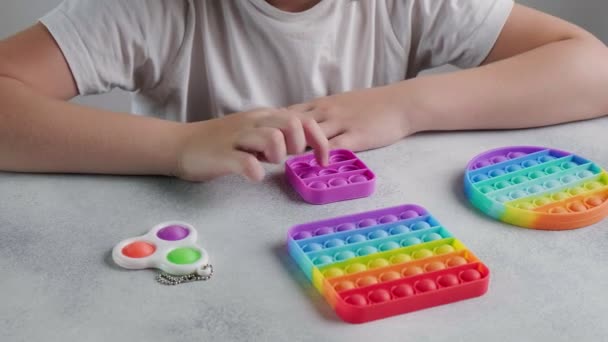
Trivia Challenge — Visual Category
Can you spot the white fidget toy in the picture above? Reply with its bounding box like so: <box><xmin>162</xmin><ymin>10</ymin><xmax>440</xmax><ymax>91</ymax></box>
<box><xmin>112</xmin><ymin>221</ymin><xmax>212</xmax><ymax>285</ymax></box>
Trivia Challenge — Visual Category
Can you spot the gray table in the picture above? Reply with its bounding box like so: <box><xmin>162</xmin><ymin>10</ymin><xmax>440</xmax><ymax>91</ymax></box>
<box><xmin>2</xmin><ymin>118</ymin><xmax>607</xmax><ymax>342</ymax></box>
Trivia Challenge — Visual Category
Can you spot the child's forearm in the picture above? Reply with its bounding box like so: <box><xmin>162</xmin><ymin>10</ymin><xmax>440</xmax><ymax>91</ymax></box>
<box><xmin>400</xmin><ymin>38</ymin><xmax>608</xmax><ymax>133</ymax></box>
<box><xmin>0</xmin><ymin>76</ymin><xmax>184</xmax><ymax>175</ymax></box>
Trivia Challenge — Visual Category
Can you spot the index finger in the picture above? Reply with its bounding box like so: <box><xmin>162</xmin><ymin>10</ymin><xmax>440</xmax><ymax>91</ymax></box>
<box><xmin>300</xmin><ymin>117</ymin><xmax>330</xmax><ymax>167</ymax></box>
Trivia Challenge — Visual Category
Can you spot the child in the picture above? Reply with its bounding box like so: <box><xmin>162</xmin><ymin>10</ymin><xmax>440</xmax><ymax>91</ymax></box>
<box><xmin>0</xmin><ymin>0</ymin><xmax>606</xmax><ymax>182</ymax></box>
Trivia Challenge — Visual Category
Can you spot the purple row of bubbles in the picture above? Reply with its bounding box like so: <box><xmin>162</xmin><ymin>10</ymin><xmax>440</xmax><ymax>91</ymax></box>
<box><xmin>292</xmin><ymin>210</ymin><xmax>423</xmax><ymax>241</ymax></box>
<box><xmin>297</xmin><ymin>165</ymin><xmax>363</xmax><ymax>179</ymax></box>
<box><xmin>307</xmin><ymin>174</ymin><xmax>371</xmax><ymax>189</ymax></box>
<box><xmin>473</xmin><ymin>151</ymin><xmax>528</xmax><ymax>169</ymax></box>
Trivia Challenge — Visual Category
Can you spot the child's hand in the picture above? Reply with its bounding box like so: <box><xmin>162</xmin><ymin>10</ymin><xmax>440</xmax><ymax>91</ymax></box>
<box><xmin>176</xmin><ymin>108</ymin><xmax>329</xmax><ymax>182</ymax></box>
<box><xmin>289</xmin><ymin>85</ymin><xmax>414</xmax><ymax>151</ymax></box>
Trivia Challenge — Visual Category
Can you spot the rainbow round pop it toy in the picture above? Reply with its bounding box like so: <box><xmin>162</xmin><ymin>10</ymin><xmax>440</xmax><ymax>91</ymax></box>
<box><xmin>112</xmin><ymin>221</ymin><xmax>211</xmax><ymax>277</ymax></box>
<box><xmin>464</xmin><ymin>146</ymin><xmax>608</xmax><ymax>230</ymax></box>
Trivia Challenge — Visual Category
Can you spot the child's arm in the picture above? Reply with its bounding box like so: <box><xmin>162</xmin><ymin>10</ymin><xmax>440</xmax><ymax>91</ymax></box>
<box><xmin>0</xmin><ymin>24</ymin><xmax>328</xmax><ymax>181</ymax></box>
<box><xmin>290</xmin><ymin>4</ymin><xmax>608</xmax><ymax>151</ymax></box>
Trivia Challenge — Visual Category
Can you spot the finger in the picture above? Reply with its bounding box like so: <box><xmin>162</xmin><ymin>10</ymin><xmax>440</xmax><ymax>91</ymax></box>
<box><xmin>290</xmin><ymin>104</ymin><xmax>328</xmax><ymax>123</ymax></box>
<box><xmin>301</xmin><ymin>117</ymin><xmax>330</xmax><ymax>167</ymax></box>
<box><xmin>235</xmin><ymin>127</ymin><xmax>288</xmax><ymax>164</ymax></box>
<box><xmin>228</xmin><ymin>151</ymin><xmax>265</xmax><ymax>182</ymax></box>
<box><xmin>256</xmin><ymin>111</ymin><xmax>306</xmax><ymax>155</ymax></box>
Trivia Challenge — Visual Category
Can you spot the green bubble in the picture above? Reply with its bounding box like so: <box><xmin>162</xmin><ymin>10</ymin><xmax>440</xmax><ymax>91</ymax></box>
<box><xmin>167</xmin><ymin>247</ymin><xmax>201</xmax><ymax>265</ymax></box>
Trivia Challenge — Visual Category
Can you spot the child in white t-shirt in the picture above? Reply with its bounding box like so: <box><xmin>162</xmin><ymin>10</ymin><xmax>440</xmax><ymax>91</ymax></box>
<box><xmin>0</xmin><ymin>0</ymin><xmax>606</xmax><ymax>181</ymax></box>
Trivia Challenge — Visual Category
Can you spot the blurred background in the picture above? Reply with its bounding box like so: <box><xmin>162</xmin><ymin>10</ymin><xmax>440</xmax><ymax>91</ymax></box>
<box><xmin>1</xmin><ymin>0</ymin><xmax>607</xmax><ymax>113</ymax></box>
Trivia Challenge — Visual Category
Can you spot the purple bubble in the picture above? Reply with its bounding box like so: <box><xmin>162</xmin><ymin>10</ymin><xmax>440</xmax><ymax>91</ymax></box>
<box><xmin>336</xmin><ymin>223</ymin><xmax>356</xmax><ymax>232</ymax></box>
<box><xmin>157</xmin><ymin>225</ymin><xmax>190</xmax><ymax>241</ymax></box>
<box><xmin>358</xmin><ymin>219</ymin><xmax>377</xmax><ymax>228</ymax></box>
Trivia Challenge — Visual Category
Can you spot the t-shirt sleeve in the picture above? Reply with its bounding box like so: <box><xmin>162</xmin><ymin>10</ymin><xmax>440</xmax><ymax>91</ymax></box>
<box><xmin>39</xmin><ymin>0</ymin><xmax>189</xmax><ymax>95</ymax></box>
<box><xmin>388</xmin><ymin>0</ymin><xmax>514</xmax><ymax>76</ymax></box>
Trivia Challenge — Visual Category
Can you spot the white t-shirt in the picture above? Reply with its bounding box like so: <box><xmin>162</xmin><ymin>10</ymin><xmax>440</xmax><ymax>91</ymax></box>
<box><xmin>41</xmin><ymin>0</ymin><xmax>513</xmax><ymax>122</ymax></box>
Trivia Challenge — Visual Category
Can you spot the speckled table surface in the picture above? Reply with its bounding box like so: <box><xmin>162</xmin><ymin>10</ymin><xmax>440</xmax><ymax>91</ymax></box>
<box><xmin>2</xmin><ymin>117</ymin><xmax>607</xmax><ymax>342</ymax></box>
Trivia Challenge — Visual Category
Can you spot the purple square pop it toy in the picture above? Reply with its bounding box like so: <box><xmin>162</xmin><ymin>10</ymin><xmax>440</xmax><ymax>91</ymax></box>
<box><xmin>112</xmin><ymin>222</ymin><xmax>212</xmax><ymax>283</ymax></box>
<box><xmin>285</xmin><ymin>149</ymin><xmax>376</xmax><ymax>204</ymax></box>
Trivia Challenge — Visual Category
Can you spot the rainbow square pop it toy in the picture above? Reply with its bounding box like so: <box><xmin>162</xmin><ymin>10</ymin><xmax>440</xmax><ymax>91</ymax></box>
<box><xmin>285</xmin><ymin>149</ymin><xmax>376</xmax><ymax>204</ymax></box>
<box><xmin>112</xmin><ymin>221</ymin><xmax>210</xmax><ymax>276</ymax></box>
<box><xmin>287</xmin><ymin>204</ymin><xmax>490</xmax><ymax>323</ymax></box>
<box><xmin>464</xmin><ymin>146</ymin><xmax>608</xmax><ymax>230</ymax></box>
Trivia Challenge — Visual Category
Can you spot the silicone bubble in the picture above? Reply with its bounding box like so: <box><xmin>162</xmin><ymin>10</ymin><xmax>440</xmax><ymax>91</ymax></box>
<box><xmin>379</xmin><ymin>271</ymin><xmax>401</xmax><ymax>282</ymax></box>
<box><xmin>358</xmin><ymin>218</ymin><xmax>377</xmax><ymax>228</ymax></box>
<box><xmin>539</xmin><ymin>155</ymin><xmax>556</xmax><ymax>163</ymax></box>
<box><xmin>167</xmin><ymin>247</ymin><xmax>201</xmax><ymax>265</ymax></box>
<box><xmin>422</xmin><ymin>233</ymin><xmax>443</xmax><ymax>242</ymax></box>
<box><xmin>324</xmin><ymin>268</ymin><xmax>345</xmax><ymax>278</ymax></box>
<box><xmin>492</xmin><ymin>155</ymin><xmax>509</xmax><ymax>163</ymax></box>
<box><xmin>528</xmin><ymin>171</ymin><xmax>545</xmax><ymax>179</ymax></box>
<box><xmin>511</xmin><ymin>176</ymin><xmax>529</xmax><ymax>184</ymax></box>
<box><xmin>424</xmin><ymin>261</ymin><xmax>446</xmax><ymax>272</ymax></box>
<box><xmin>329</xmin><ymin>178</ymin><xmax>348</xmax><ymax>187</ymax></box>
<box><xmin>285</xmin><ymin>149</ymin><xmax>376</xmax><ymax>204</ymax></box>
<box><xmin>309</xmin><ymin>181</ymin><xmax>328</xmax><ymax>190</ymax></box>
<box><xmin>357</xmin><ymin>246</ymin><xmax>378</xmax><ymax>256</ymax></box>
<box><xmin>335</xmin><ymin>280</ymin><xmax>356</xmax><ymax>292</ymax></box>
<box><xmin>437</xmin><ymin>274</ymin><xmax>460</xmax><ymax>287</ymax></box>
<box><xmin>349</xmin><ymin>175</ymin><xmax>369</xmax><ymax>184</ymax></box>
<box><xmin>401</xmin><ymin>237</ymin><xmax>422</xmax><ymax>247</ymax></box>
<box><xmin>465</xmin><ymin>146</ymin><xmax>608</xmax><ymax>230</ymax></box>
<box><xmin>412</xmin><ymin>249</ymin><xmax>434</xmax><ymax>259</ymax></box>
<box><xmin>368</xmin><ymin>258</ymin><xmax>390</xmax><ymax>269</ymax></box>
<box><xmin>293</xmin><ymin>231</ymin><xmax>313</xmax><ymax>240</ymax></box>
<box><xmin>347</xmin><ymin>234</ymin><xmax>367</xmax><ymax>244</ymax></box>
<box><xmin>315</xmin><ymin>227</ymin><xmax>334</xmax><ymax>236</ymax></box>
<box><xmin>415</xmin><ymin>279</ymin><xmax>437</xmax><ymax>293</ymax></box>
<box><xmin>319</xmin><ymin>169</ymin><xmax>339</xmax><ymax>176</ymax></box>
<box><xmin>336</xmin><ymin>223</ymin><xmax>357</xmax><ymax>232</ymax></box>
<box><xmin>489</xmin><ymin>169</ymin><xmax>505</xmax><ymax>178</ymax></box>
<box><xmin>157</xmin><ymin>225</ymin><xmax>190</xmax><ymax>241</ymax></box>
<box><xmin>472</xmin><ymin>174</ymin><xmax>489</xmax><ymax>183</ymax></box>
<box><xmin>367</xmin><ymin>230</ymin><xmax>389</xmax><ymax>239</ymax></box>
<box><xmin>379</xmin><ymin>215</ymin><xmax>399</xmax><ymax>224</ymax></box>
<box><xmin>369</xmin><ymin>289</ymin><xmax>392</xmax><ymax>303</ymax></box>
<box><xmin>339</xmin><ymin>165</ymin><xmax>359</xmax><ymax>173</ymax></box>
<box><xmin>402</xmin><ymin>266</ymin><xmax>424</xmax><ymax>277</ymax></box>
<box><xmin>400</xmin><ymin>210</ymin><xmax>420</xmax><ymax>219</ymax></box>
<box><xmin>434</xmin><ymin>245</ymin><xmax>455</xmax><ymax>255</ymax></box>
<box><xmin>334</xmin><ymin>251</ymin><xmax>357</xmax><ymax>261</ymax></box>
<box><xmin>391</xmin><ymin>284</ymin><xmax>415</xmax><ymax>298</ymax></box>
<box><xmin>122</xmin><ymin>241</ymin><xmax>156</xmax><ymax>258</ymax></box>
<box><xmin>390</xmin><ymin>254</ymin><xmax>412</xmax><ymax>264</ymax></box>
<box><xmin>411</xmin><ymin>221</ymin><xmax>431</xmax><ymax>231</ymax></box>
<box><xmin>585</xmin><ymin>196</ymin><xmax>604</xmax><ymax>208</ymax></box>
<box><xmin>324</xmin><ymin>239</ymin><xmax>345</xmax><ymax>248</ymax></box>
<box><xmin>313</xmin><ymin>255</ymin><xmax>334</xmax><ymax>265</ymax></box>
<box><xmin>446</xmin><ymin>256</ymin><xmax>468</xmax><ymax>267</ymax></box>
<box><xmin>286</xmin><ymin>204</ymin><xmax>491</xmax><ymax>323</ymax></box>
<box><xmin>357</xmin><ymin>276</ymin><xmax>379</xmax><ymax>287</ymax></box>
<box><xmin>506</xmin><ymin>164</ymin><xmax>523</xmax><ymax>173</ymax></box>
<box><xmin>460</xmin><ymin>269</ymin><xmax>482</xmax><ymax>282</ymax></box>
<box><xmin>345</xmin><ymin>294</ymin><xmax>368</xmax><ymax>306</ymax></box>
<box><xmin>379</xmin><ymin>241</ymin><xmax>401</xmax><ymax>251</ymax></box>
<box><xmin>389</xmin><ymin>225</ymin><xmax>410</xmax><ymax>235</ymax></box>
<box><xmin>303</xmin><ymin>243</ymin><xmax>324</xmax><ymax>252</ymax></box>
<box><xmin>345</xmin><ymin>263</ymin><xmax>367</xmax><ymax>274</ymax></box>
